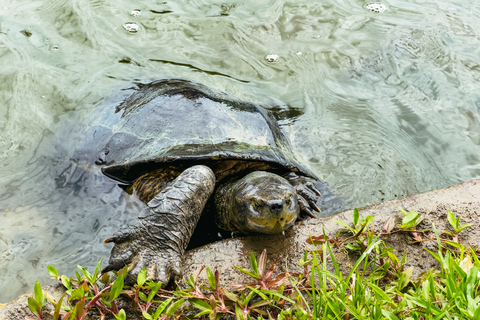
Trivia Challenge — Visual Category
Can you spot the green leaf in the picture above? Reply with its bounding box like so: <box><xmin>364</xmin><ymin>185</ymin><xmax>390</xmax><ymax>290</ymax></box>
<box><xmin>185</xmin><ymin>276</ymin><xmax>194</xmax><ymax>288</ymax></box>
<box><xmin>250</xmin><ymin>252</ymin><xmax>259</xmax><ymax>277</ymax></box>
<box><xmin>114</xmin><ymin>309</ymin><xmax>126</xmax><ymax>320</ymax></box>
<box><xmin>399</xmin><ymin>207</ymin><xmax>408</xmax><ymax>216</ymax></box>
<box><xmin>110</xmin><ymin>273</ymin><xmax>124</xmax><ymax>301</ymax></box>
<box><xmin>153</xmin><ymin>298</ymin><xmax>172</xmax><ymax>318</ymax></box>
<box><xmin>241</xmin><ymin>289</ymin><xmax>256</xmax><ymax>305</ymax></box>
<box><xmin>353</xmin><ymin>208</ymin><xmax>360</xmax><ymax>226</ymax></box>
<box><xmin>34</xmin><ymin>281</ymin><xmax>44</xmax><ymax>305</ymax></box>
<box><xmin>251</xmin><ymin>299</ymin><xmax>272</xmax><ymax>309</ymax></box>
<box><xmin>77</xmin><ymin>265</ymin><xmax>93</xmax><ymax>283</ymax></box>
<box><xmin>401</xmin><ymin>210</ymin><xmax>420</xmax><ymax>228</ymax></box>
<box><xmin>443</xmin><ymin>240</ymin><xmax>465</xmax><ymax>249</ymax></box>
<box><xmin>206</xmin><ymin>267</ymin><xmax>216</xmax><ymax>290</ymax></box>
<box><xmin>75</xmin><ymin>270</ymin><xmax>83</xmax><ymax>282</ymax></box>
<box><xmin>61</xmin><ymin>275</ymin><xmax>72</xmax><ymax>290</ymax></box>
<box><xmin>165</xmin><ymin>298</ymin><xmax>184</xmax><ymax>316</ymax></box>
<box><xmin>233</xmin><ymin>266</ymin><xmax>260</xmax><ymax>279</ymax></box>
<box><xmin>224</xmin><ymin>291</ymin><xmax>239</xmax><ymax>302</ymax></box>
<box><xmin>345</xmin><ymin>243</ymin><xmax>362</xmax><ymax>251</ymax></box>
<box><xmin>147</xmin><ymin>282</ymin><xmax>162</xmax><ymax>303</ymax></box>
<box><xmin>142</xmin><ymin>311</ymin><xmax>153</xmax><ymax>319</ymax></box>
<box><xmin>92</xmin><ymin>258</ymin><xmax>103</xmax><ymax>282</ymax></box>
<box><xmin>137</xmin><ymin>268</ymin><xmax>147</xmax><ymax>287</ymax></box>
<box><xmin>139</xmin><ymin>291</ymin><xmax>148</xmax><ymax>302</ymax></box>
<box><xmin>443</xmin><ymin>231</ymin><xmax>454</xmax><ymax>237</ymax></box>
<box><xmin>457</xmin><ymin>223</ymin><xmax>472</xmax><ymax>233</ymax></box>
<box><xmin>397</xmin><ymin>266</ymin><xmax>413</xmax><ymax>290</ymax></box>
<box><xmin>473</xmin><ymin>302</ymin><xmax>480</xmax><ymax>319</ymax></box>
<box><xmin>368</xmin><ymin>282</ymin><xmax>392</xmax><ymax>303</ymax></box>
<box><xmin>235</xmin><ymin>304</ymin><xmax>244</xmax><ymax>320</ymax></box>
<box><xmin>189</xmin><ymin>298</ymin><xmax>211</xmax><ymax>311</ymax></box>
<box><xmin>27</xmin><ymin>297</ymin><xmax>41</xmax><ymax>314</ymax></box>
<box><xmin>52</xmin><ymin>293</ymin><xmax>65</xmax><ymax>320</ymax></box>
<box><xmin>386</xmin><ymin>248</ymin><xmax>399</xmax><ymax>265</ymax></box>
<box><xmin>73</xmin><ymin>298</ymin><xmax>85</xmax><ymax>319</ymax></box>
<box><xmin>48</xmin><ymin>266</ymin><xmax>59</xmax><ymax>279</ymax></box>
<box><xmin>447</xmin><ymin>210</ymin><xmax>458</xmax><ymax>231</ymax></box>
<box><xmin>259</xmin><ymin>290</ymin><xmax>295</xmax><ymax>304</ymax></box>
<box><xmin>247</xmin><ymin>286</ymin><xmax>268</xmax><ymax>301</ymax></box>
<box><xmin>346</xmin><ymin>237</ymin><xmax>382</xmax><ymax>284</ymax></box>
<box><xmin>194</xmin><ymin>309</ymin><xmax>211</xmax><ymax>318</ymax></box>
<box><xmin>360</xmin><ymin>215</ymin><xmax>373</xmax><ymax>229</ymax></box>
<box><xmin>70</xmin><ymin>286</ymin><xmax>85</xmax><ymax>300</ymax></box>
<box><xmin>335</xmin><ymin>220</ymin><xmax>355</xmax><ymax>233</ymax></box>
<box><xmin>381</xmin><ymin>309</ymin><xmax>400</xmax><ymax>320</ymax></box>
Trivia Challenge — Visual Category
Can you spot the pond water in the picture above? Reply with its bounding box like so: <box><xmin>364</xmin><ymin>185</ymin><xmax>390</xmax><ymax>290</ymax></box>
<box><xmin>1</xmin><ymin>0</ymin><xmax>480</xmax><ymax>302</ymax></box>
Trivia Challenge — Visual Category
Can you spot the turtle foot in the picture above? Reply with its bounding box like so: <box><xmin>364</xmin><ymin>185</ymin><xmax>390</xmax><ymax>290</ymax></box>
<box><xmin>283</xmin><ymin>172</ymin><xmax>322</xmax><ymax>218</ymax></box>
<box><xmin>102</xmin><ymin>165</ymin><xmax>216</xmax><ymax>286</ymax></box>
<box><xmin>103</xmin><ymin>214</ymin><xmax>183</xmax><ymax>286</ymax></box>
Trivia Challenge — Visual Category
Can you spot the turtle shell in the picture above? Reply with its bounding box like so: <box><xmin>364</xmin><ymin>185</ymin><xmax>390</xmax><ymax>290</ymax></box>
<box><xmin>90</xmin><ymin>79</ymin><xmax>316</xmax><ymax>183</ymax></box>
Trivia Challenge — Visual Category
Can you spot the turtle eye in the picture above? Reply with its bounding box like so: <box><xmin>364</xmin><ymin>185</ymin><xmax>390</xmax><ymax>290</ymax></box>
<box><xmin>250</xmin><ymin>198</ymin><xmax>262</xmax><ymax>210</ymax></box>
<box><xmin>285</xmin><ymin>194</ymin><xmax>293</xmax><ymax>206</ymax></box>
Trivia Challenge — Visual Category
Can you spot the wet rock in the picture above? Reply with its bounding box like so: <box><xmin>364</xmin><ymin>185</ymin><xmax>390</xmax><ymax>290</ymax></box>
<box><xmin>2</xmin><ymin>179</ymin><xmax>479</xmax><ymax>319</ymax></box>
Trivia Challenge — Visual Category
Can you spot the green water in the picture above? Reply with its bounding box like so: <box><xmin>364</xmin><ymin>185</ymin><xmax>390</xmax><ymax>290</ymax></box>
<box><xmin>1</xmin><ymin>0</ymin><xmax>480</xmax><ymax>302</ymax></box>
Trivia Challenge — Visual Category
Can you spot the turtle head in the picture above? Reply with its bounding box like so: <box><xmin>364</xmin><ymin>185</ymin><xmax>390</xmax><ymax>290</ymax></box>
<box><xmin>215</xmin><ymin>171</ymin><xmax>299</xmax><ymax>234</ymax></box>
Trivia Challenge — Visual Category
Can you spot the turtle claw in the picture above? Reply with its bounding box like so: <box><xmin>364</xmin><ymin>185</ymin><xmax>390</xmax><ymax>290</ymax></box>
<box><xmin>297</xmin><ymin>196</ymin><xmax>317</xmax><ymax>218</ymax></box>
<box><xmin>103</xmin><ymin>226</ymin><xmax>136</xmax><ymax>244</ymax></box>
<box><xmin>102</xmin><ymin>243</ymin><xmax>182</xmax><ymax>285</ymax></box>
<box><xmin>122</xmin><ymin>245</ymin><xmax>182</xmax><ymax>285</ymax></box>
<box><xmin>284</xmin><ymin>172</ymin><xmax>322</xmax><ymax>218</ymax></box>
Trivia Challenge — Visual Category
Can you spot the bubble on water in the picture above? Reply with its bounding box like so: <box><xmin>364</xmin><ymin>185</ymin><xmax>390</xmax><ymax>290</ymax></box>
<box><xmin>130</xmin><ymin>9</ymin><xmax>141</xmax><ymax>16</ymax></box>
<box><xmin>51</xmin><ymin>46</ymin><xmax>59</xmax><ymax>51</ymax></box>
<box><xmin>364</xmin><ymin>3</ymin><xmax>388</xmax><ymax>13</ymax></box>
<box><xmin>123</xmin><ymin>22</ymin><xmax>139</xmax><ymax>33</ymax></box>
<box><xmin>266</xmin><ymin>54</ymin><xmax>279</xmax><ymax>62</ymax></box>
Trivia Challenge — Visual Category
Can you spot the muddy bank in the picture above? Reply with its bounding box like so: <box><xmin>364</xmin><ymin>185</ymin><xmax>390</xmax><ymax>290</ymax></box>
<box><xmin>2</xmin><ymin>179</ymin><xmax>479</xmax><ymax>319</ymax></box>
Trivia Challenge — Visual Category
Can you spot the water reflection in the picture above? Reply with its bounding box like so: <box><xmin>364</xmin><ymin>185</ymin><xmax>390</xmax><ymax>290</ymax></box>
<box><xmin>1</xmin><ymin>0</ymin><xmax>480</xmax><ymax>303</ymax></box>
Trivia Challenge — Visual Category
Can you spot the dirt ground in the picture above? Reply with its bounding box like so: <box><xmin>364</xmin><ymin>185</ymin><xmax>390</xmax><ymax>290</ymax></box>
<box><xmin>183</xmin><ymin>179</ymin><xmax>480</xmax><ymax>285</ymax></box>
<box><xmin>2</xmin><ymin>179</ymin><xmax>479</xmax><ymax>320</ymax></box>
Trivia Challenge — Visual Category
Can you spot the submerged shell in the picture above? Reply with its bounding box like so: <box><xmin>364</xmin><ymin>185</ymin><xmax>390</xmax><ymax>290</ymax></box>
<box><xmin>85</xmin><ymin>79</ymin><xmax>315</xmax><ymax>183</ymax></box>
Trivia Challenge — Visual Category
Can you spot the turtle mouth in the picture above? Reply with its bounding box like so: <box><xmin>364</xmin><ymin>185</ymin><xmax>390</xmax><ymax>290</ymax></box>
<box><xmin>246</xmin><ymin>214</ymin><xmax>296</xmax><ymax>234</ymax></box>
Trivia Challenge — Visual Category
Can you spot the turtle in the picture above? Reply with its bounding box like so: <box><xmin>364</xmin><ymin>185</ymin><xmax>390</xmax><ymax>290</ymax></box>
<box><xmin>89</xmin><ymin>79</ymin><xmax>325</xmax><ymax>285</ymax></box>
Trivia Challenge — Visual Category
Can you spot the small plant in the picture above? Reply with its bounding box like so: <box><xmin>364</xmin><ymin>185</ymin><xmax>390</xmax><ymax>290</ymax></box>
<box><xmin>27</xmin><ymin>208</ymin><xmax>479</xmax><ymax>320</ymax></box>
<box><xmin>445</xmin><ymin>209</ymin><xmax>472</xmax><ymax>243</ymax></box>
<box><xmin>25</xmin><ymin>281</ymin><xmax>47</xmax><ymax>320</ymax></box>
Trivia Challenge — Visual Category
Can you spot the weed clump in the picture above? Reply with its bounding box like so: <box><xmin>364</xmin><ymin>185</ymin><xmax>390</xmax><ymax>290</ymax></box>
<box><xmin>27</xmin><ymin>208</ymin><xmax>480</xmax><ymax>319</ymax></box>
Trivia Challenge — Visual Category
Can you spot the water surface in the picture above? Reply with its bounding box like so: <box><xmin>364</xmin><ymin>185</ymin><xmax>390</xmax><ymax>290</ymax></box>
<box><xmin>1</xmin><ymin>0</ymin><xmax>480</xmax><ymax>302</ymax></box>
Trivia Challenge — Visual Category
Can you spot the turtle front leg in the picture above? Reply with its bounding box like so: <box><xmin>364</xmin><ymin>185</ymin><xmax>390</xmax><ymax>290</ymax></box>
<box><xmin>283</xmin><ymin>172</ymin><xmax>322</xmax><ymax>218</ymax></box>
<box><xmin>103</xmin><ymin>165</ymin><xmax>215</xmax><ymax>285</ymax></box>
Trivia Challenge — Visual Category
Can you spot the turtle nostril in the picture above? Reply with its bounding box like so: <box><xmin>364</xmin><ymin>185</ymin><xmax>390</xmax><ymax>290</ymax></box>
<box><xmin>269</xmin><ymin>201</ymin><xmax>283</xmax><ymax>214</ymax></box>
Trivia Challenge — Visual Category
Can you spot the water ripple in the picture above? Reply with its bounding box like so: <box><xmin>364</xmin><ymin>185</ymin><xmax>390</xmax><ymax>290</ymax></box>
<box><xmin>1</xmin><ymin>0</ymin><xmax>480</xmax><ymax>303</ymax></box>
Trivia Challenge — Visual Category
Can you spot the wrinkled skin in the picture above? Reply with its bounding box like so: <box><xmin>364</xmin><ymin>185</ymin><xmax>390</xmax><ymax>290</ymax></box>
<box><xmin>104</xmin><ymin>165</ymin><xmax>215</xmax><ymax>285</ymax></box>
<box><xmin>215</xmin><ymin>171</ymin><xmax>321</xmax><ymax>234</ymax></box>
